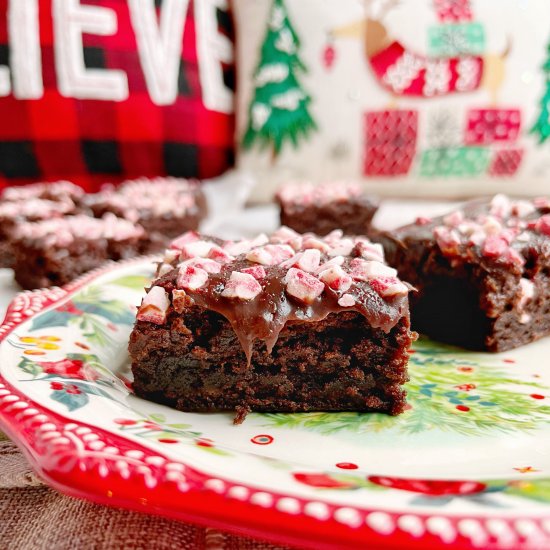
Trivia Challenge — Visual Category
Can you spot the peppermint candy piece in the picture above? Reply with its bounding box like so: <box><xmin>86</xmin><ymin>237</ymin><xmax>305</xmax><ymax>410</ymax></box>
<box><xmin>349</xmin><ymin>259</ymin><xmax>397</xmax><ymax>281</ymax></box>
<box><xmin>221</xmin><ymin>271</ymin><xmax>262</xmax><ymax>300</ymax></box>
<box><xmin>177</xmin><ymin>265</ymin><xmax>209</xmax><ymax>290</ymax></box>
<box><xmin>180</xmin><ymin>257</ymin><xmax>222</xmax><ymax>274</ymax></box>
<box><xmin>295</xmin><ymin>248</ymin><xmax>321</xmax><ymax>272</ymax></box>
<box><xmin>318</xmin><ymin>265</ymin><xmax>352</xmax><ymax>292</ymax></box>
<box><xmin>368</xmin><ymin>277</ymin><xmax>409</xmax><ymax>298</ymax></box>
<box><xmin>285</xmin><ymin>268</ymin><xmax>324</xmax><ymax>303</ymax></box>
<box><xmin>535</xmin><ymin>214</ymin><xmax>550</xmax><ymax>236</ymax></box>
<box><xmin>338</xmin><ymin>294</ymin><xmax>356</xmax><ymax>307</ymax></box>
<box><xmin>246</xmin><ymin>244</ymin><xmax>294</xmax><ymax>265</ymax></box>
<box><xmin>240</xmin><ymin>265</ymin><xmax>267</xmax><ymax>280</ymax></box>
<box><xmin>137</xmin><ymin>286</ymin><xmax>170</xmax><ymax>325</ymax></box>
<box><xmin>169</xmin><ymin>231</ymin><xmax>200</xmax><ymax>250</ymax></box>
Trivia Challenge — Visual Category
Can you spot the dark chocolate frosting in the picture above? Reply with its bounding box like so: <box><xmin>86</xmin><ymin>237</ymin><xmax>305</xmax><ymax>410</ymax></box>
<box><xmin>137</xmin><ymin>227</ymin><xmax>411</xmax><ymax>362</ymax></box>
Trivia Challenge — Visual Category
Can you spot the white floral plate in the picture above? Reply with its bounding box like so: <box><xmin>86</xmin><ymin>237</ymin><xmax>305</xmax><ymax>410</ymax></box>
<box><xmin>0</xmin><ymin>258</ymin><xmax>549</xmax><ymax>549</ymax></box>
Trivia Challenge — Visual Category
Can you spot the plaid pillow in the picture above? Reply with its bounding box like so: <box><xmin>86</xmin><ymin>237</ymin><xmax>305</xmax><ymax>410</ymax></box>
<box><xmin>0</xmin><ymin>0</ymin><xmax>235</xmax><ymax>192</ymax></box>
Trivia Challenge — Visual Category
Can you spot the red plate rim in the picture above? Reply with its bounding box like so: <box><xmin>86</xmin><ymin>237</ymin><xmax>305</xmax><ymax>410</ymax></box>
<box><xmin>0</xmin><ymin>258</ymin><xmax>548</xmax><ymax>550</ymax></box>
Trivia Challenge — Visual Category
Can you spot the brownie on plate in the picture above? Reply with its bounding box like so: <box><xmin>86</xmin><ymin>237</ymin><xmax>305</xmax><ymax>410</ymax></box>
<box><xmin>276</xmin><ymin>182</ymin><xmax>378</xmax><ymax>236</ymax></box>
<box><xmin>86</xmin><ymin>177</ymin><xmax>206</xmax><ymax>252</ymax></box>
<box><xmin>380</xmin><ymin>194</ymin><xmax>550</xmax><ymax>352</ymax></box>
<box><xmin>129</xmin><ymin>227</ymin><xmax>414</xmax><ymax>422</ymax></box>
<box><xmin>12</xmin><ymin>214</ymin><xmax>148</xmax><ymax>289</ymax></box>
<box><xmin>1</xmin><ymin>180</ymin><xmax>85</xmax><ymax>205</ymax></box>
<box><xmin>0</xmin><ymin>198</ymin><xmax>78</xmax><ymax>268</ymax></box>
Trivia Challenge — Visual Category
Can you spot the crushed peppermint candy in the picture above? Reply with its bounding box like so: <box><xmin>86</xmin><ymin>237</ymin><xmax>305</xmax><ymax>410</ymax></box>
<box><xmin>318</xmin><ymin>265</ymin><xmax>352</xmax><ymax>292</ymax></box>
<box><xmin>2</xmin><ymin>180</ymin><xmax>84</xmax><ymax>202</ymax></box>
<box><xmin>90</xmin><ymin>177</ymin><xmax>201</xmax><ymax>221</ymax></box>
<box><xmin>277</xmin><ymin>181</ymin><xmax>364</xmax><ymax>206</ymax></box>
<box><xmin>147</xmin><ymin>227</ymin><xmax>409</xmax><ymax>320</ymax></box>
<box><xmin>221</xmin><ymin>271</ymin><xmax>262</xmax><ymax>300</ymax></box>
<box><xmin>177</xmin><ymin>264</ymin><xmax>209</xmax><ymax>291</ymax></box>
<box><xmin>0</xmin><ymin>198</ymin><xmax>75</xmax><ymax>220</ymax></box>
<box><xmin>137</xmin><ymin>286</ymin><xmax>170</xmax><ymax>325</ymax></box>
<box><xmin>429</xmin><ymin>195</ymin><xmax>550</xmax><ymax>267</ymax></box>
<box><xmin>14</xmin><ymin>213</ymin><xmax>144</xmax><ymax>247</ymax></box>
<box><xmin>285</xmin><ymin>268</ymin><xmax>325</xmax><ymax>303</ymax></box>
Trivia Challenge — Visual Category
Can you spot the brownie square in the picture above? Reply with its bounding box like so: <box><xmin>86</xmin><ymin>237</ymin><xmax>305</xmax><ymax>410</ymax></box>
<box><xmin>379</xmin><ymin>194</ymin><xmax>550</xmax><ymax>352</ymax></box>
<box><xmin>0</xmin><ymin>197</ymin><xmax>78</xmax><ymax>268</ymax></box>
<box><xmin>12</xmin><ymin>214</ymin><xmax>148</xmax><ymax>289</ymax></box>
<box><xmin>1</xmin><ymin>180</ymin><xmax>85</xmax><ymax>204</ymax></box>
<box><xmin>129</xmin><ymin>227</ymin><xmax>414</xmax><ymax>421</ymax></box>
<box><xmin>276</xmin><ymin>182</ymin><xmax>378</xmax><ymax>236</ymax></box>
<box><xmin>86</xmin><ymin>177</ymin><xmax>207</xmax><ymax>252</ymax></box>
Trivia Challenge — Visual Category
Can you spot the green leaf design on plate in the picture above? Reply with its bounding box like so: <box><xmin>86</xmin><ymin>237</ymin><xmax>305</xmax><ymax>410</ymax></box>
<box><xmin>261</xmin><ymin>339</ymin><xmax>550</xmax><ymax>436</ymax></box>
<box><xmin>148</xmin><ymin>413</ymin><xmax>167</xmax><ymax>423</ymax></box>
<box><xmin>16</xmin><ymin>357</ymin><xmax>43</xmax><ymax>377</ymax></box>
<box><xmin>109</xmin><ymin>275</ymin><xmax>150</xmax><ymax>291</ymax></box>
<box><xmin>30</xmin><ymin>311</ymin><xmax>72</xmax><ymax>332</ymax></box>
<box><xmin>50</xmin><ymin>388</ymin><xmax>89</xmax><ymax>411</ymax></box>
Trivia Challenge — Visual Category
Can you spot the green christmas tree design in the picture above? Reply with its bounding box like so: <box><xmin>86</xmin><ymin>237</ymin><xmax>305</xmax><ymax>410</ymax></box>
<box><xmin>531</xmin><ymin>40</ymin><xmax>550</xmax><ymax>143</ymax></box>
<box><xmin>242</xmin><ymin>0</ymin><xmax>316</xmax><ymax>156</ymax></box>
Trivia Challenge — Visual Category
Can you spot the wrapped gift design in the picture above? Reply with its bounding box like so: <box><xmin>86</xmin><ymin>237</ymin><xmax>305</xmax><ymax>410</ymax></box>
<box><xmin>489</xmin><ymin>148</ymin><xmax>524</xmax><ymax>176</ymax></box>
<box><xmin>364</xmin><ymin>110</ymin><xmax>418</xmax><ymax>176</ymax></box>
<box><xmin>420</xmin><ymin>147</ymin><xmax>490</xmax><ymax>177</ymax></box>
<box><xmin>465</xmin><ymin>109</ymin><xmax>522</xmax><ymax>145</ymax></box>
<box><xmin>427</xmin><ymin>23</ymin><xmax>486</xmax><ymax>57</ymax></box>
<box><xmin>433</xmin><ymin>0</ymin><xmax>473</xmax><ymax>23</ymax></box>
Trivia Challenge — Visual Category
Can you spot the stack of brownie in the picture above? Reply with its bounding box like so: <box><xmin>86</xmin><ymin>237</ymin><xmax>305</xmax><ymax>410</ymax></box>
<box><xmin>129</xmin><ymin>227</ymin><xmax>415</xmax><ymax>421</ymax></box>
<box><xmin>0</xmin><ymin>178</ymin><xmax>206</xmax><ymax>289</ymax></box>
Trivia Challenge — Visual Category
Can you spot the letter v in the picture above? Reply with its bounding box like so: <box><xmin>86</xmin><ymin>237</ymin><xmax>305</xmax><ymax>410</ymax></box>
<box><xmin>129</xmin><ymin>0</ymin><xmax>189</xmax><ymax>106</ymax></box>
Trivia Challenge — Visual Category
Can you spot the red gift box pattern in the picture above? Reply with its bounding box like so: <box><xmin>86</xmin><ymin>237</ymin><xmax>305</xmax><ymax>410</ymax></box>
<box><xmin>363</xmin><ymin>110</ymin><xmax>418</xmax><ymax>176</ymax></box>
<box><xmin>434</xmin><ymin>0</ymin><xmax>473</xmax><ymax>23</ymax></box>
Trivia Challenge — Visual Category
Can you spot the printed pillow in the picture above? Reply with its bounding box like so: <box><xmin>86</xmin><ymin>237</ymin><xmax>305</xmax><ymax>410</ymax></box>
<box><xmin>234</xmin><ymin>0</ymin><xmax>550</xmax><ymax>201</ymax></box>
<box><xmin>0</xmin><ymin>0</ymin><xmax>235</xmax><ymax>192</ymax></box>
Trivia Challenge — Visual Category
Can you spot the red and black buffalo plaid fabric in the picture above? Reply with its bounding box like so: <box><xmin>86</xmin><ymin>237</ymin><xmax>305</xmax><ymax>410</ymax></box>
<box><xmin>0</xmin><ymin>0</ymin><xmax>234</xmax><ymax>192</ymax></box>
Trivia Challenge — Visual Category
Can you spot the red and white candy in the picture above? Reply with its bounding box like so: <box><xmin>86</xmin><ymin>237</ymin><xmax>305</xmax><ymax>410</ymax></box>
<box><xmin>179</xmin><ymin>257</ymin><xmax>222</xmax><ymax>274</ymax></box>
<box><xmin>137</xmin><ymin>286</ymin><xmax>170</xmax><ymax>325</ymax></box>
<box><xmin>318</xmin><ymin>264</ymin><xmax>352</xmax><ymax>292</ymax></box>
<box><xmin>285</xmin><ymin>268</ymin><xmax>325</xmax><ymax>304</ymax></box>
<box><xmin>349</xmin><ymin>258</ymin><xmax>397</xmax><ymax>281</ymax></box>
<box><xmin>246</xmin><ymin>244</ymin><xmax>294</xmax><ymax>265</ymax></box>
<box><xmin>177</xmin><ymin>265</ymin><xmax>209</xmax><ymax>290</ymax></box>
<box><xmin>221</xmin><ymin>271</ymin><xmax>262</xmax><ymax>300</ymax></box>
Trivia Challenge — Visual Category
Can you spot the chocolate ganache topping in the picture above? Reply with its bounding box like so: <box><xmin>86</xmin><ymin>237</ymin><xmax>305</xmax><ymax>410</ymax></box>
<box><xmin>136</xmin><ymin>226</ymin><xmax>411</xmax><ymax>362</ymax></box>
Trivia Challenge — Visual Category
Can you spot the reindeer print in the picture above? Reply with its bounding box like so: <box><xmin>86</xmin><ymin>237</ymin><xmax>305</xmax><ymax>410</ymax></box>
<box><xmin>330</xmin><ymin>0</ymin><xmax>510</xmax><ymax>102</ymax></box>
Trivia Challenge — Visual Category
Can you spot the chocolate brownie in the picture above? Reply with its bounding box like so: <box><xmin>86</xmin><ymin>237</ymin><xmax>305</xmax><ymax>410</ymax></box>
<box><xmin>12</xmin><ymin>214</ymin><xmax>148</xmax><ymax>289</ymax></box>
<box><xmin>0</xmin><ymin>198</ymin><xmax>78</xmax><ymax>268</ymax></box>
<box><xmin>86</xmin><ymin>177</ymin><xmax>206</xmax><ymax>252</ymax></box>
<box><xmin>276</xmin><ymin>182</ymin><xmax>378</xmax><ymax>236</ymax></box>
<box><xmin>129</xmin><ymin>227</ymin><xmax>414</xmax><ymax>421</ymax></box>
<box><xmin>380</xmin><ymin>194</ymin><xmax>550</xmax><ymax>352</ymax></box>
<box><xmin>1</xmin><ymin>180</ymin><xmax>85</xmax><ymax>205</ymax></box>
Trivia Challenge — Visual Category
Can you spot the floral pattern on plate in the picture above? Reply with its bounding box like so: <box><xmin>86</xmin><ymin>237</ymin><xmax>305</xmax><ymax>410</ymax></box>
<box><xmin>0</xmin><ymin>258</ymin><xmax>549</xmax><ymax>549</ymax></box>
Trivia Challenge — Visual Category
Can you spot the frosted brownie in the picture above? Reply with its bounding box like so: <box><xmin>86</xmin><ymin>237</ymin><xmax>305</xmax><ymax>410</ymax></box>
<box><xmin>381</xmin><ymin>194</ymin><xmax>550</xmax><ymax>351</ymax></box>
<box><xmin>276</xmin><ymin>182</ymin><xmax>378</xmax><ymax>236</ymax></box>
<box><xmin>1</xmin><ymin>180</ymin><xmax>85</xmax><ymax>204</ymax></box>
<box><xmin>129</xmin><ymin>227</ymin><xmax>414</xmax><ymax>421</ymax></box>
<box><xmin>13</xmin><ymin>214</ymin><xmax>148</xmax><ymax>289</ymax></box>
<box><xmin>0</xmin><ymin>198</ymin><xmax>78</xmax><ymax>268</ymax></box>
<box><xmin>86</xmin><ymin>177</ymin><xmax>206</xmax><ymax>252</ymax></box>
